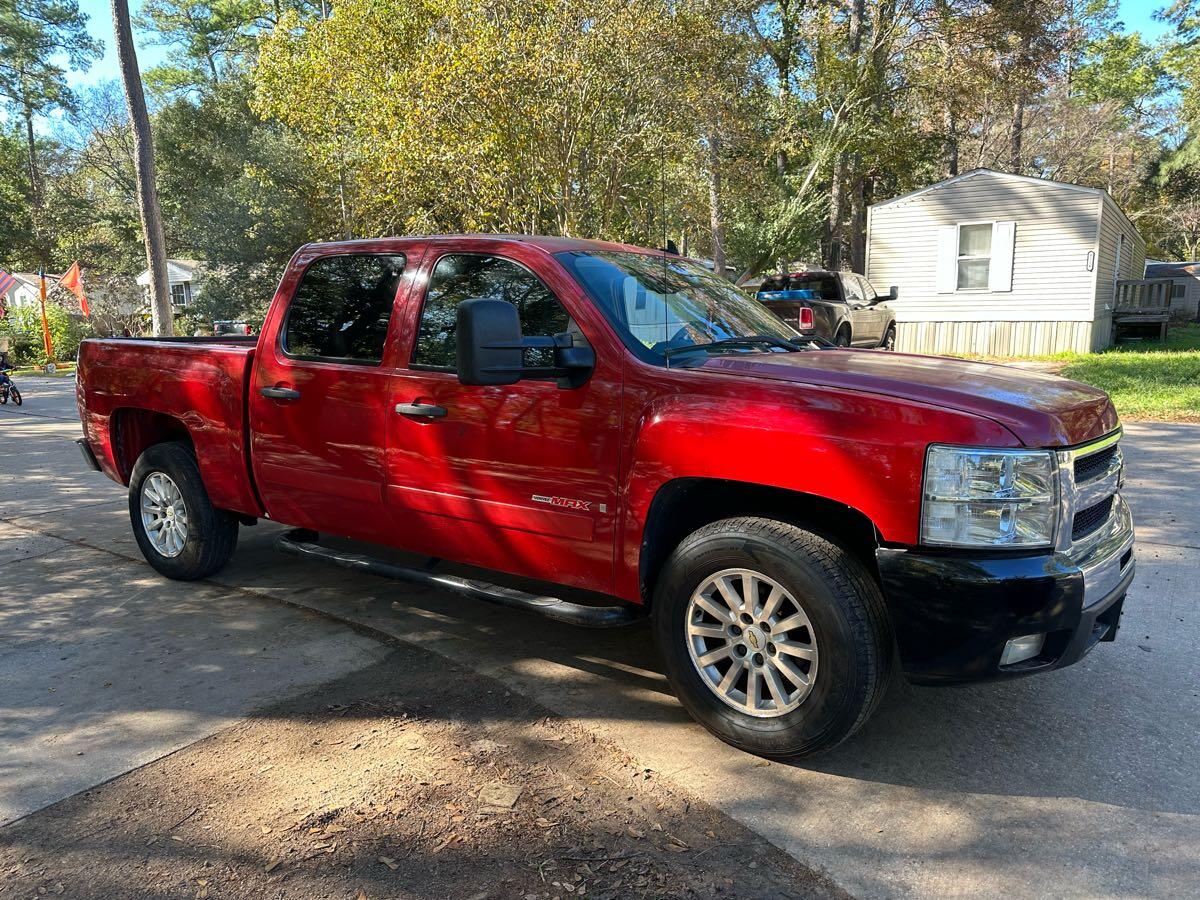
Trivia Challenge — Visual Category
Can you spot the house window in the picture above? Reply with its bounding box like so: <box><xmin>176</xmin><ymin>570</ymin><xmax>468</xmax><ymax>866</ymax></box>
<box><xmin>1172</xmin><ymin>282</ymin><xmax>1186</xmax><ymax>299</ymax></box>
<box><xmin>957</xmin><ymin>223</ymin><xmax>992</xmax><ymax>290</ymax></box>
<box><xmin>170</xmin><ymin>282</ymin><xmax>193</xmax><ymax>306</ymax></box>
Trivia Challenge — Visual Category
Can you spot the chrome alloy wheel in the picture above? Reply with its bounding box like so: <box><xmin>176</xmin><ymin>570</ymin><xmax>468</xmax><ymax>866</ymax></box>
<box><xmin>140</xmin><ymin>472</ymin><xmax>189</xmax><ymax>558</ymax></box>
<box><xmin>685</xmin><ymin>568</ymin><xmax>818</xmax><ymax>717</ymax></box>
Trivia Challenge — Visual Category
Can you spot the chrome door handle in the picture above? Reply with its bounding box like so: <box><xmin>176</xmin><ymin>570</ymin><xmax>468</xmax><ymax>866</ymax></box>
<box><xmin>396</xmin><ymin>402</ymin><xmax>447</xmax><ymax>418</ymax></box>
<box><xmin>260</xmin><ymin>386</ymin><xmax>301</xmax><ymax>401</ymax></box>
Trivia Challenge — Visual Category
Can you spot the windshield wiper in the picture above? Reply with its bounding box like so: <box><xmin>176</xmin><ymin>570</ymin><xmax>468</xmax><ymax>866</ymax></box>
<box><xmin>663</xmin><ymin>335</ymin><xmax>809</xmax><ymax>360</ymax></box>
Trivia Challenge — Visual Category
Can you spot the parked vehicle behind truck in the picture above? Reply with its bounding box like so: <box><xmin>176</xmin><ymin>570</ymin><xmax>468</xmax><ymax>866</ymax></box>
<box><xmin>757</xmin><ymin>269</ymin><xmax>897</xmax><ymax>349</ymax></box>
<box><xmin>76</xmin><ymin>235</ymin><xmax>1135</xmax><ymax>757</ymax></box>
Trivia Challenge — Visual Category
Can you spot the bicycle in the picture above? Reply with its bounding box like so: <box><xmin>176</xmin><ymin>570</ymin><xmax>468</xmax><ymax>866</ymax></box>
<box><xmin>0</xmin><ymin>369</ymin><xmax>21</xmax><ymax>406</ymax></box>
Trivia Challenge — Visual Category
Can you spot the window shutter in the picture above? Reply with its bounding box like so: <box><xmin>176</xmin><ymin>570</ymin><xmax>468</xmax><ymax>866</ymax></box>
<box><xmin>989</xmin><ymin>221</ymin><xmax>1015</xmax><ymax>292</ymax></box>
<box><xmin>936</xmin><ymin>225</ymin><xmax>958</xmax><ymax>293</ymax></box>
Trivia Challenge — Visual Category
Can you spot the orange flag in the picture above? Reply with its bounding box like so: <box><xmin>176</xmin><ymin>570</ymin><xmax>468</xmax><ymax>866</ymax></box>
<box><xmin>58</xmin><ymin>262</ymin><xmax>90</xmax><ymax>317</ymax></box>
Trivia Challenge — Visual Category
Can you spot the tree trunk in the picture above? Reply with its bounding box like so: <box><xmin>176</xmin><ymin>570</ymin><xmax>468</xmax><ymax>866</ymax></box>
<box><xmin>826</xmin><ymin>156</ymin><xmax>843</xmax><ymax>270</ymax></box>
<box><xmin>22</xmin><ymin>102</ymin><xmax>39</xmax><ymax>211</ymax></box>
<box><xmin>1010</xmin><ymin>95</ymin><xmax>1024</xmax><ymax>174</ymax></box>
<box><xmin>945</xmin><ymin>100</ymin><xmax>959</xmax><ymax>176</ymax></box>
<box><xmin>21</xmin><ymin>97</ymin><xmax>45</xmax><ymax>265</ymax></box>
<box><xmin>707</xmin><ymin>131</ymin><xmax>726</xmax><ymax>279</ymax></box>
<box><xmin>849</xmin><ymin>171</ymin><xmax>865</xmax><ymax>273</ymax></box>
<box><xmin>111</xmin><ymin>0</ymin><xmax>173</xmax><ymax>336</ymax></box>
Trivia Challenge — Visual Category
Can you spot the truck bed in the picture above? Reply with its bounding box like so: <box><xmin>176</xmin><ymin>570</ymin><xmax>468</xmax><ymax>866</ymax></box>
<box><xmin>76</xmin><ymin>337</ymin><xmax>263</xmax><ymax>517</ymax></box>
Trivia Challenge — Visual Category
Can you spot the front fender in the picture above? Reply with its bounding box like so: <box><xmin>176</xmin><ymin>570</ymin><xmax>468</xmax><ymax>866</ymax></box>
<box><xmin>615</xmin><ymin>380</ymin><xmax>1020</xmax><ymax>602</ymax></box>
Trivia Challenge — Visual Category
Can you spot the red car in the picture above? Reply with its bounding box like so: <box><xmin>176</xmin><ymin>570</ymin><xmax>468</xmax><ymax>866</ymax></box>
<box><xmin>75</xmin><ymin>236</ymin><xmax>1134</xmax><ymax>757</ymax></box>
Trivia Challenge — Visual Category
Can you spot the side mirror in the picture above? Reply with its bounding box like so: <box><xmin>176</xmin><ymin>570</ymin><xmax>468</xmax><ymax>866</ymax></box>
<box><xmin>888</xmin><ymin>285</ymin><xmax>898</xmax><ymax>301</ymax></box>
<box><xmin>456</xmin><ymin>298</ymin><xmax>523</xmax><ymax>386</ymax></box>
<box><xmin>455</xmin><ymin>298</ymin><xmax>595</xmax><ymax>388</ymax></box>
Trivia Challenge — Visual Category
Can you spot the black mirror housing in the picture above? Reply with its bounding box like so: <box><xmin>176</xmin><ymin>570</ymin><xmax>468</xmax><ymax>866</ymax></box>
<box><xmin>888</xmin><ymin>285</ymin><xmax>899</xmax><ymax>301</ymax></box>
<box><xmin>456</xmin><ymin>299</ymin><xmax>523</xmax><ymax>386</ymax></box>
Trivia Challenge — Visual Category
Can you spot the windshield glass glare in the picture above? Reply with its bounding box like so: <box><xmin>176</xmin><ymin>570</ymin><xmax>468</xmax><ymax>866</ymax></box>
<box><xmin>557</xmin><ymin>251</ymin><xmax>798</xmax><ymax>360</ymax></box>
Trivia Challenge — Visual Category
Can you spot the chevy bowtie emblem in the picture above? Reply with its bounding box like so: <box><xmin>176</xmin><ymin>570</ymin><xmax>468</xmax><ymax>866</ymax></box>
<box><xmin>532</xmin><ymin>494</ymin><xmax>591</xmax><ymax>511</ymax></box>
<box><xmin>746</xmin><ymin>630</ymin><xmax>761</xmax><ymax>650</ymax></box>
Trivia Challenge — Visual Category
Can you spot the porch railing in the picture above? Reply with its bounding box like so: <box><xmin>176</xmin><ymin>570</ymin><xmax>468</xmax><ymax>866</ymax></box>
<box><xmin>1115</xmin><ymin>278</ymin><xmax>1173</xmax><ymax>311</ymax></box>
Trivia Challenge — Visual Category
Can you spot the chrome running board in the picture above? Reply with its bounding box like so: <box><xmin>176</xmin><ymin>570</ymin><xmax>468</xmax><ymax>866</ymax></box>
<box><xmin>274</xmin><ymin>529</ymin><xmax>644</xmax><ymax>628</ymax></box>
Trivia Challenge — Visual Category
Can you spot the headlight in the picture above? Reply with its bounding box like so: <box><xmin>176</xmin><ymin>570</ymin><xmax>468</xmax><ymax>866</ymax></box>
<box><xmin>921</xmin><ymin>446</ymin><xmax>1058</xmax><ymax>548</ymax></box>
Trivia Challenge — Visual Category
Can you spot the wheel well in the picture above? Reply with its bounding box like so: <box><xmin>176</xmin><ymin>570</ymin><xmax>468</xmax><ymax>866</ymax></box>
<box><xmin>639</xmin><ymin>478</ymin><xmax>880</xmax><ymax>604</ymax></box>
<box><xmin>111</xmin><ymin>409</ymin><xmax>193</xmax><ymax>483</ymax></box>
<box><xmin>837</xmin><ymin>321</ymin><xmax>851</xmax><ymax>339</ymax></box>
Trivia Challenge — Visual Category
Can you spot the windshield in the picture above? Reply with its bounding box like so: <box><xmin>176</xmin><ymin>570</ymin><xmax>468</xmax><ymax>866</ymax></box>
<box><xmin>556</xmin><ymin>250</ymin><xmax>800</xmax><ymax>364</ymax></box>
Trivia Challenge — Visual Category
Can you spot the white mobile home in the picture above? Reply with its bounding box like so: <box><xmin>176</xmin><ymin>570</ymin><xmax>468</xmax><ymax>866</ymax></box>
<box><xmin>866</xmin><ymin>169</ymin><xmax>1144</xmax><ymax>356</ymax></box>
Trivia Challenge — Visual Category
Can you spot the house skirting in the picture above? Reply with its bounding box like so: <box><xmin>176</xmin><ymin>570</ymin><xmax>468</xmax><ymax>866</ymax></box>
<box><xmin>896</xmin><ymin>320</ymin><xmax>1102</xmax><ymax>357</ymax></box>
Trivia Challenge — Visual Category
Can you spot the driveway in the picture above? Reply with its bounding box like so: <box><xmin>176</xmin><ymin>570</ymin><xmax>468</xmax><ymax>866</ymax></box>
<box><xmin>3</xmin><ymin>376</ymin><xmax>1198</xmax><ymax>897</ymax></box>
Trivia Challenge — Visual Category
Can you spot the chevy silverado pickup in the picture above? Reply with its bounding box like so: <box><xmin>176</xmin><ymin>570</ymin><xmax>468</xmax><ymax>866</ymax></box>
<box><xmin>76</xmin><ymin>235</ymin><xmax>1135</xmax><ymax>757</ymax></box>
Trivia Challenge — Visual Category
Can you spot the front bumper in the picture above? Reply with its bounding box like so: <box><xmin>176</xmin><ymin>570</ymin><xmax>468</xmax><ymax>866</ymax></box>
<box><xmin>877</xmin><ymin>494</ymin><xmax>1135</xmax><ymax>684</ymax></box>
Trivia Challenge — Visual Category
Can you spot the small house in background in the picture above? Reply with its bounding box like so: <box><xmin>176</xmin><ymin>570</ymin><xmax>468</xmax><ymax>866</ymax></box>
<box><xmin>1</xmin><ymin>272</ymin><xmax>58</xmax><ymax>311</ymax></box>
<box><xmin>866</xmin><ymin>169</ymin><xmax>1144</xmax><ymax>356</ymax></box>
<box><xmin>1142</xmin><ymin>260</ymin><xmax>1200</xmax><ymax>322</ymax></box>
<box><xmin>136</xmin><ymin>259</ymin><xmax>202</xmax><ymax>311</ymax></box>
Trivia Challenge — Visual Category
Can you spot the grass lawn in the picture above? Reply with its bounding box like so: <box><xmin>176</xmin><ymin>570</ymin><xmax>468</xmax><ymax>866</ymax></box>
<box><xmin>1032</xmin><ymin>324</ymin><xmax>1200</xmax><ymax>422</ymax></box>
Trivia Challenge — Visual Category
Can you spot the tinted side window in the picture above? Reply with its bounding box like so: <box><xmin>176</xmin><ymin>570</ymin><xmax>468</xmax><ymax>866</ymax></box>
<box><xmin>412</xmin><ymin>254</ymin><xmax>571</xmax><ymax>369</ymax></box>
<box><xmin>283</xmin><ymin>254</ymin><xmax>406</xmax><ymax>363</ymax></box>
<box><xmin>842</xmin><ymin>275</ymin><xmax>865</xmax><ymax>303</ymax></box>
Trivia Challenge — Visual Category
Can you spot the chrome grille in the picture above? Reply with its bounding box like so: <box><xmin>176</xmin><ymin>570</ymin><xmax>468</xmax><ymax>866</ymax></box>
<box><xmin>1075</xmin><ymin>444</ymin><xmax>1118</xmax><ymax>483</ymax></box>
<box><xmin>1055</xmin><ymin>429</ymin><xmax>1123</xmax><ymax>554</ymax></box>
<box><xmin>1073</xmin><ymin>496</ymin><xmax>1114</xmax><ymax>541</ymax></box>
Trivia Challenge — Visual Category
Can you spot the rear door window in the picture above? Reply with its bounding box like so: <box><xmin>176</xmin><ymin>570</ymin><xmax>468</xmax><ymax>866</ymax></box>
<box><xmin>283</xmin><ymin>254</ymin><xmax>406</xmax><ymax>364</ymax></box>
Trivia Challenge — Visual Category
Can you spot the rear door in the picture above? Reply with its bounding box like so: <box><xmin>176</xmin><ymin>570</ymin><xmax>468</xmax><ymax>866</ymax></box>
<box><xmin>383</xmin><ymin>240</ymin><xmax>622</xmax><ymax>593</ymax></box>
<box><xmin>249</xmin><ymin>249</ymin><xmax>415</xmax><ymax>544</ymax></box>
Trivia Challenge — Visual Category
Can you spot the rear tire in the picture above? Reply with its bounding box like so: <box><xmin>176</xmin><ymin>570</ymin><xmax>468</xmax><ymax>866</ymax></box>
<box><xmin>834</xmin><ymin>327</ymin><xmax>851</xmax><ymax>348</ymax></box>
<box><xmin>129</xmin><ymin>441</ymin><xmax>238</xmax><ymax>580</ymax></box>
<box><xmin>652</xmin><ymin>517</ymin><xmax>893</xmax><ymax>757</ymax></box>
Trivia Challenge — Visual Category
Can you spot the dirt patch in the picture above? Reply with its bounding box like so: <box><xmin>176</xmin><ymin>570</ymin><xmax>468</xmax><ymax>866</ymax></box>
<box><xmin>0</xmin><ymin>649</ymin><xmax>846</xmax><ymax>899</ymax></box>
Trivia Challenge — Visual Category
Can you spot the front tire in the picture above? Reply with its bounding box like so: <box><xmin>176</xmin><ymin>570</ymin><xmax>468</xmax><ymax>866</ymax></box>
<box><xmin>129</xmin><ymin>442</ymin><xmax>238</xmax><ymax>580</ymax></box>
<box><xmin>652</xmin><ymin>517</ymin><xmax>892</xmax><ymax>757</ymax></box>
<box><xmin>9</xmin><ymin>386</ymin><xmax>20</xmax><ymax>406</ymax></box>
<box><xmin>880</xmin><ymin>325</ymin><xmax>896</xmax><ymax>351</ymax></box>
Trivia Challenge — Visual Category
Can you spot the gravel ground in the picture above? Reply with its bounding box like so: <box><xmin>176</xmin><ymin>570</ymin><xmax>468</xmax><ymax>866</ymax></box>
<box><xmin>0</xmin><ymin>648</ymin><xmax>845</xmax><ymax>900</ymax></box>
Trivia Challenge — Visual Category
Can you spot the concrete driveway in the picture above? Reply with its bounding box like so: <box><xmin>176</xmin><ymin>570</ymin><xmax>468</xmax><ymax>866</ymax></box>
<box><xmin>3</xmin><ymin>375</ymin><xmax>1198</xmax><ymax>897</ymax></box>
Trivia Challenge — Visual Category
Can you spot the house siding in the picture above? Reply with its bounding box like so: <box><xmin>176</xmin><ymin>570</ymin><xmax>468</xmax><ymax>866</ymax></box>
<box><xmin>867</xmin><ymin>171</ymin><xmax>1115</xmax><ymax>356</ymax></box>
<box><xmin>1092</xmin><ymin>193</ymin><xmax>1147</xmax><ymax>349</ymax></box>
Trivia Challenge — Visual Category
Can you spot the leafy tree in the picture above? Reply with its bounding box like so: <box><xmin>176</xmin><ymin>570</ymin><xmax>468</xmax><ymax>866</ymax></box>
<box><xmin>0</xmin><ymin>0</ymin><xmax>101</xmax><ymax>263</ymax></box>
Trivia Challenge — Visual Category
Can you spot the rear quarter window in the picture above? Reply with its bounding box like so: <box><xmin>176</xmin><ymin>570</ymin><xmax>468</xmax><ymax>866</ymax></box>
<box><xmin>283</xmin><ymin>254</ymin><xmax>406</xmax><ymax>364</ymax></box>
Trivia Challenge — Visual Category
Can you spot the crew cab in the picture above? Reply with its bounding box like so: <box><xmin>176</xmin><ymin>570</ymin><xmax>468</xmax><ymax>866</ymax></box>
<box><xmin>757</xmin><ymin>269</ymin><xmax>897</xmax><ymax>349</ymax></box>
<box><xmin>75</xmin><ymin>235</ymin><xmax>1135</xmax><ymax>758</ymax></box>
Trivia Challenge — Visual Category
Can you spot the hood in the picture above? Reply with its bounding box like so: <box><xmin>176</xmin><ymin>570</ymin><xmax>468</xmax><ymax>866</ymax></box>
<box><xmin>696</xmin><ymin>349</ymin><xmax>1118</xmax><ymax>447</ymax></box>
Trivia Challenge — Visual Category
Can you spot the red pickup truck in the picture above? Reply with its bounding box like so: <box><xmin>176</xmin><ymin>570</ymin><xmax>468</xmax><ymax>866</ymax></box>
<box><xmin>76</xmin><ymin>235</ymin><xmax>1135</xmax><ymax>757</ymax></box>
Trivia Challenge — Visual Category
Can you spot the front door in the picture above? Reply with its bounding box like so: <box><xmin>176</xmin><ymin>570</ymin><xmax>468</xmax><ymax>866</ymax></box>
<box><xmin>384</xmin><ymin>243</ymin><xmax>622</xmax><ymax>593</ymax></box>
<box><xmin>250</xmin><ymin>250</ymin><xmax>411</xmax><ymax>543</ymax></box>
<box><xmin>842</xmin><ymin>274</ymin><xmax>881</xmax><ymax>345</ymax></box>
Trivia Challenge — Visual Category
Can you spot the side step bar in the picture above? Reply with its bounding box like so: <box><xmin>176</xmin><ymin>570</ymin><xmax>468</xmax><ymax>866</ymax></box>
<box><xmin>274</xmin><ymin>529</ymin><xmax>644</xmax><ymax>628</ymax></box>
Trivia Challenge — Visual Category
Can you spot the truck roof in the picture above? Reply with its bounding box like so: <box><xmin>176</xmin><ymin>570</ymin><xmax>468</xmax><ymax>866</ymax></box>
<box><xmin>300</xmin><ymin>234</ymin><xmax>663</xmax><ymax>256</ymax></box>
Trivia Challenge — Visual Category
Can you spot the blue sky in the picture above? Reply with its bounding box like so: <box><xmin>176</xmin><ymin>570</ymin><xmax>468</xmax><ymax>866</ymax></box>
<box><xmin>63</xmin><ymin>0</ymin><xmax>1176</xmax><ymax>90</ymax></box>
<box><xmin>70</xmin><ymin>0</ymin><xmax>168</xmax><ymax>88</ymax></box>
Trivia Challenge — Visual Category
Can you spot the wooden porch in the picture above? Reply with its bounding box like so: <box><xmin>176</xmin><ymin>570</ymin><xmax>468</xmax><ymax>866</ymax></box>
<box><xmin>1114</xmin><ymin>278</ymin><xmax>1173</xmax><ymax>342</ymax></box>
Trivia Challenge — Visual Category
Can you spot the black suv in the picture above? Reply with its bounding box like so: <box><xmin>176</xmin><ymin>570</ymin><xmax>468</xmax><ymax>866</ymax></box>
<box><xmin>757</xmin><ymin>270</ymin><xmax>897</xmax><ymax>350</ymax></box>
